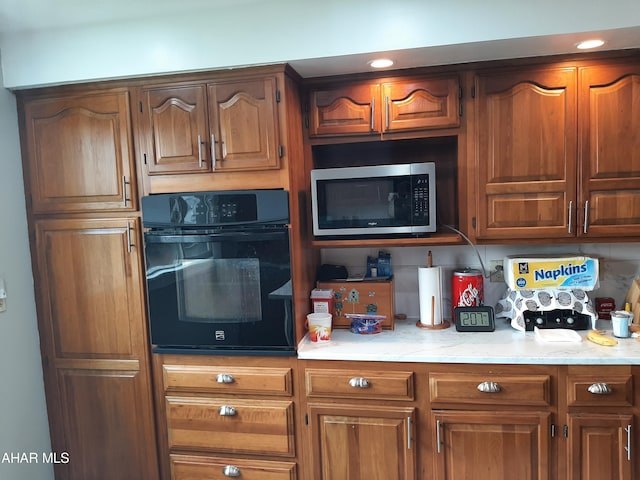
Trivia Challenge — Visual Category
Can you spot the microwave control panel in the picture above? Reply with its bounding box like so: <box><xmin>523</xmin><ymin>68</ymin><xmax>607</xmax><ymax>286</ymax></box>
<box><xmin>412</xmin><ymin>174</ymin><xmax>432</xmax><ymax>221</ymax></box>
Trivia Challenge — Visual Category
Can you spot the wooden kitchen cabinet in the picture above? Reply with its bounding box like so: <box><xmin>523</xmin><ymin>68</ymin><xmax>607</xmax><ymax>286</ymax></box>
<box><xmin>307</xmin><ymin>75</ymin><xmax>460</xmax><ymax>138</ymax></box>
<box><xmin>473</xmin><ymin>59</ymin><xmax>640</xmax><ymax>241</ymax></box>
<box><xmin>307</xmin><ymin>403</ymin><xmax>416</xmax><ymax>480</ymax></box>
<box><xmin>428</xmin><ymin>366</ymin><xmax>555</xmax><ymax>480</ymax></box>
<box><xmin>303</xmin><ymin>365</ymin><xmax>417</xmax><ymax>480</ymax></box>
<box><xmin>20</xmin><ymin>89</ymin><xmax>137</xmax><ymax>213</ymax></box>
<box><xmin>155</xmin><ymin>355</ymin><xmax>301</xmax><ymax>480</ymax></box>
<box><xmin>18</xmin><ymin>85</ymin><xmax>159</xmax><ymax>479</ymax></box>
<box><xmin>561</xmin><ymin>366</ymin><xmax>635</xmax><ymax>480</ymax></box>
<box><xmin>137</xmin><ymin>75</ymin><xmax>280</xmax><ymax>175</ymax></box>
<box><xmin>138</xmin><ymin>84</ymin><xmax>209</xmax><ymax>174</ymax></box>
<box><xmin>577</xmin><ymin>61</ymin><xmax>640</xmax><ymax>237</ymax></box>
<box><xmin>566</xmin><ymin>413</ymin><xmax>633</xmax><ymax>480</ymax></box>
<box><xmin>170</xmin><ymin>454</ymin><xmax>297</xmax><ymax>480</ymax></box>
<box><xmin>432</xmin><ymin>410</ymin><xmax>551</xmax><ymax>480</ymax></box>
<box><xmin>32</xmin><ymin>217</ymin><xmax>159</xmax><ymax>479</ymax></box>
<box><xmin>208</xmin><ymin>77</ymin><xmax>280</xmax><ymax>172</ymax></box>
<box><xmin>166</xmin><ymin>396</ymin><xmax>295</xmax><ymax>455</ymax></box>
<box><xmin>473</xmin><ymin>65</ymin><xmax>577</xmax><ymax>240</ymax></box>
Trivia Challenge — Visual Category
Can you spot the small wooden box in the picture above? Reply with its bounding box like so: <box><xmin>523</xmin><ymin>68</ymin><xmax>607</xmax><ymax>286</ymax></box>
<box><xmin>316</xmin><ymin>278</ymin><xmax>395</xmax><ymax>330</ymax></box>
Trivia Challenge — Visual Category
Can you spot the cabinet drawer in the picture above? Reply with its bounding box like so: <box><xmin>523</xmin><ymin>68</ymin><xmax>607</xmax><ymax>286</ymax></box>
<box><xmin>567</xmin><ymin>375</ymin><xmax>633</xmax><ymax>407</ymax></box>
<box><xmin>166</xmin><ymin>397</ymin><xmax>295</xmax><ymax>456</ymax></box>
<box><xmin>163</xmin><ymin>364</ymin><xmax>293</xmax><ymax>396</ymax></box>
<box><xmin>305</xmin><ymin>368</ymin><xmax>414</xmax><ymax>401</ymax></box>
<box><xmin>171</xmin><ymin>454</ymin><xmax>297</xmax><ymax>480</ymax></box>
<box><xmin>429</xmin><ymin>373</ymin><xmax>552</xmax><ymax>407</ymax></box>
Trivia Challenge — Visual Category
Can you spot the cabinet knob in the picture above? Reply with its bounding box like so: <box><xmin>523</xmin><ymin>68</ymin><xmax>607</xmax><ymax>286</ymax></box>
<box><xmin>349</xmin><ymin>377</ymin><xmax>371</xmax><ymax>388</ymax></box>
<box><xmin>477</xmin><ymin>381</ymin><xmax>501</xmax><ymax>393</ymax></box>
<box><xmin>222</xmin><ymin>465</ymin><xmax>241</xmax><ymax>477</ymax></box>
<box><xmin>218</xmin><ymin>405</ymin><xmax>237</xmax><ymax>416</ymax></box>
<box><xmin>216</xmin><ymin>373</ymin><xmax>235</xmax><ymax>384</ymax></box>
<box><xmin>588</xmin><ymin>383</ymin><xmax>612</xmax><ymax>395</ymax></box>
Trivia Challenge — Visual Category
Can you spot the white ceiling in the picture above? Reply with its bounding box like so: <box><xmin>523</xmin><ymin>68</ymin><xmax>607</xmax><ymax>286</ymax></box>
<box><xmin>0</xmin><ymin>0</ymin><xmax>639</xmax><ymax>87</ymax></box>
<box><xmin>289</xmin><ymin>27</ymin><xmax>640</xmax><ymax>78</ymax></box>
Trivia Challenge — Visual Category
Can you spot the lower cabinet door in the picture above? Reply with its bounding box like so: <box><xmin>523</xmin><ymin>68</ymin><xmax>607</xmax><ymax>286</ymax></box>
<box><xmin>52</xmin><ymin>361</ymin><xmax>159</xmax><ymax>479</ymax></box>
<box><xmin>566</xmin><ymin>413</ymin><xmax>633</xmax><ymax>480</ymax></box>
<box><xmin>307</xmin><ymin>403</ymin><xmax>416</xmax><ymax>480</ymax></box>
<box><xmin>171</xmin><ymin>454</ymin><xmax>297</xmax><ymax>480</ymax></box>
<box><xmin>432</xmin><ymin>410</ymin><xmax>551</xmax><ymax>480</ymax></box>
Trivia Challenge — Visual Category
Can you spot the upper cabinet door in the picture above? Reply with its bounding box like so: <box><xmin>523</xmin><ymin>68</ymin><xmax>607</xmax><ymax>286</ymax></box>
<box><xmin>578</xmin><ymin>63</ymin><xmax>640</xmax><ymax>237</ymax></box>
<box><xmin>308</xmin><ymin>76</ymin><xmax>460</xmax><ymax>138</ymax></box>
<box><xmin>308</xmin><ymin>83</ymin><xmax>381</xmax><ymax>136</ymax></box>
<box><xmin>382</xmin><ymin>77</ymin><xmax>460</xmax><ymax>132</ymax></box>
<box><xmin>140</xmin><ymin>84</ymin><xmax>210</xmax><ymax>175</ymax></box>
<box><xmin>34</xmin><ymin>217</ymin><xmax>147</xmax><ymax>359</ymax></box>
<box><xmin>22</xmin><ymin>90</ymin><xmax>137</xmax><ymax>213</ymax></box>
<box><xmin>208</xmin><ymin>76</ymin><xmax>281</xmax><ymax>172</ymax></box>
<box><xmin>474</xmin><ymin>67</ymin><xmax>577</xmax><ymax>240</ymax></box>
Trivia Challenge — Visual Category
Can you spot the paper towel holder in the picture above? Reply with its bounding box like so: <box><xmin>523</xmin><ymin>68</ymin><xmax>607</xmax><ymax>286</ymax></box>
<box><xmin>416</xmin><ymin>294</ymin><xmax>451</xmax><ymax>330</ymax></box>
<box><xmin>416</xmin><ymin>318</ymin><xmax>451</xmax><ymax>330</ymax></box>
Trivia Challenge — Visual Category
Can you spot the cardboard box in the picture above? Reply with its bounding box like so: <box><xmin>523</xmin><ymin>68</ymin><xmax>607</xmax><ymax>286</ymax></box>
<box><xmin>504</xmin><ymin>255</ymin><xmax>599</xmax><ymax>291</ymax></box>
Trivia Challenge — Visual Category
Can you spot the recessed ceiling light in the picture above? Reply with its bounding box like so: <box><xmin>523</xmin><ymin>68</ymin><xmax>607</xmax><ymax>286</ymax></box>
<box><xmin>369</xmin><ymin>58</ymin><xmax>394</xmax><ymax>69</ymax></box>
<box><xmin>576</xmin><ymin>39</ymin><xmax>605</xmax><ymax>50</ymax></box>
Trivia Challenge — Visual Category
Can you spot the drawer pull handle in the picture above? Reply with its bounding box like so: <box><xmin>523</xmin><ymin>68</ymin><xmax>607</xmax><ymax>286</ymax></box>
<box><xmin>477</xmin><ymin>381</ymin><xmax>501</xmax><ymax>393</ymax></box>
<box><xmin>216</xmin><ymin>373</ymin><xmax>235</xmax><ymax>384</ymax></box>
<box><xmin>588</xmin><ymin>383</ymin><xmax>612</xmax><ymax>395</ymax></box>
<box><xmin>222</xmin><ymin>465</ymin><xmax>241</xmax><ymax>477</ymax></box>
<box><xmin>218</xmin><ymin>405</ymin><xmax>237</xmax><ymax>416</ymax></box>
<box><xmin>349</xmin><ymin>377</ymin><xmax>371</xmax><ymax>388</ymax></box>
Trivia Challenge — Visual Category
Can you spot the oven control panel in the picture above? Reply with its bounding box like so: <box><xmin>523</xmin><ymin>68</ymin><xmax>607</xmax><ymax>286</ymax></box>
<box><xmin>141</xmin><ymin>189</ymin><xmax>289</xmax><ymax>228</ymax></box>
<box><xmin>523</xmin><ymin>309</ymin><xmax>591</xmax><ymax>331</ymax></box>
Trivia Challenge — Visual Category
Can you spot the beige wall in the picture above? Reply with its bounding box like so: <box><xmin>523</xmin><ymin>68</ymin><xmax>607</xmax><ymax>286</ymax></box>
<box><xmin>0</xmin><ymin>62</ymin><xmax>53</xmax><ymax>479</ymax></box>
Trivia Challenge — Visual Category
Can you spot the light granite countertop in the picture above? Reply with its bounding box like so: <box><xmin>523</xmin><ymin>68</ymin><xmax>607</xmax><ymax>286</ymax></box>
<box><xmin>297</xmin><ymin>318</ymin><xmax>640</xmax><ymax>365</ymax></box>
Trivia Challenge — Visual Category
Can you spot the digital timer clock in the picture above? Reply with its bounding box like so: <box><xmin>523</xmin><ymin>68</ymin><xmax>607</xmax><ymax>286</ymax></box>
<box><xmin>454</xmin><ymin>306</ymin><xmax>496</xmax><ymax>332</ymax></box>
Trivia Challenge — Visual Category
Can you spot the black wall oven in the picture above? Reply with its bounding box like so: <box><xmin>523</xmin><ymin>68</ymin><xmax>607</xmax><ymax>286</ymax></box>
<box><xmin>141</xmin><ymin>189</ymin><xmax>295</xmax><ymax>355</ymax></box>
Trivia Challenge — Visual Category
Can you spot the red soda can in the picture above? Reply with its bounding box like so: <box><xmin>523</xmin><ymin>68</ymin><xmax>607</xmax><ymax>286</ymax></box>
<box><xmin>452</xmin><ymin>269</ymin><xmax>484</xmax><ymax>319</ymax></box>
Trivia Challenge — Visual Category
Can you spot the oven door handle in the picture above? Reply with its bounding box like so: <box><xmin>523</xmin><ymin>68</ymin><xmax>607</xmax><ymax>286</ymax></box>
<box><xmin>144</xmin><ymin>230</ymin><xmax>287</xmax><ymax>244</ymax></box>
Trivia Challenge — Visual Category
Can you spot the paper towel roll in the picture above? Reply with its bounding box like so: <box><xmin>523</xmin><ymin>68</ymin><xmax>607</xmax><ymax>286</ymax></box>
<box><xmin>418</xmin><ymin>267</ymin><xmax>443</xmax><ymax>327</ymax></box>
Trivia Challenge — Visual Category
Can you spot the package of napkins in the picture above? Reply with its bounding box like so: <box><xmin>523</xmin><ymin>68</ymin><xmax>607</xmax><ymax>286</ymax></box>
<box><xmin>504</xmin><ymin>255</ymin><xmax>599</xmax><ymax>291</ymax></box>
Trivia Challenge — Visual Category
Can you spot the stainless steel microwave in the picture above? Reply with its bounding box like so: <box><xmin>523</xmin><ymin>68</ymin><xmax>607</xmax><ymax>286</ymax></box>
<box><xmin>311</xmin><ymin>162</ymin><xmax>437</xmax><ymax>237</ymax></box>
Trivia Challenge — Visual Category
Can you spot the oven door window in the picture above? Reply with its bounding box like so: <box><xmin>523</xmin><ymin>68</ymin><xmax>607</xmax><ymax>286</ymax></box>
<box><xmin>177</xmin><ymin>257</ymin><xmax>262</xmax><ymax>323</ymax></box>
<box><xmin>144</xmin><ymin>228</ymin><xmax>293</xmax><ymax>352</ymax></box>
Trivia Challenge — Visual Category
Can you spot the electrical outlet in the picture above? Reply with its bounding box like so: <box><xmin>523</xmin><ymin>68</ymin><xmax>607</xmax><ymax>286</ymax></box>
<box><xmin>489</xmin><ymin>260</ymin><xmax>505</xmax><ymax>283</ymax></box>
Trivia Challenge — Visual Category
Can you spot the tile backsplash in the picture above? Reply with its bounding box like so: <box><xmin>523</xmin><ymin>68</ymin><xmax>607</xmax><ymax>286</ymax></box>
<box><xmin>320</xmin><ymin>243</ymin><xmax>640</xmax><ymax>321</ymax></box>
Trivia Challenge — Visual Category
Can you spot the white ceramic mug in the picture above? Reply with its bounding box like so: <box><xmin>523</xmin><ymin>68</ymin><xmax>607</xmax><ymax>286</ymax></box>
<box><xmin>611</xmin><ymin>311</ymin><xmax>632</xmax><ymax>338</ymax></box>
